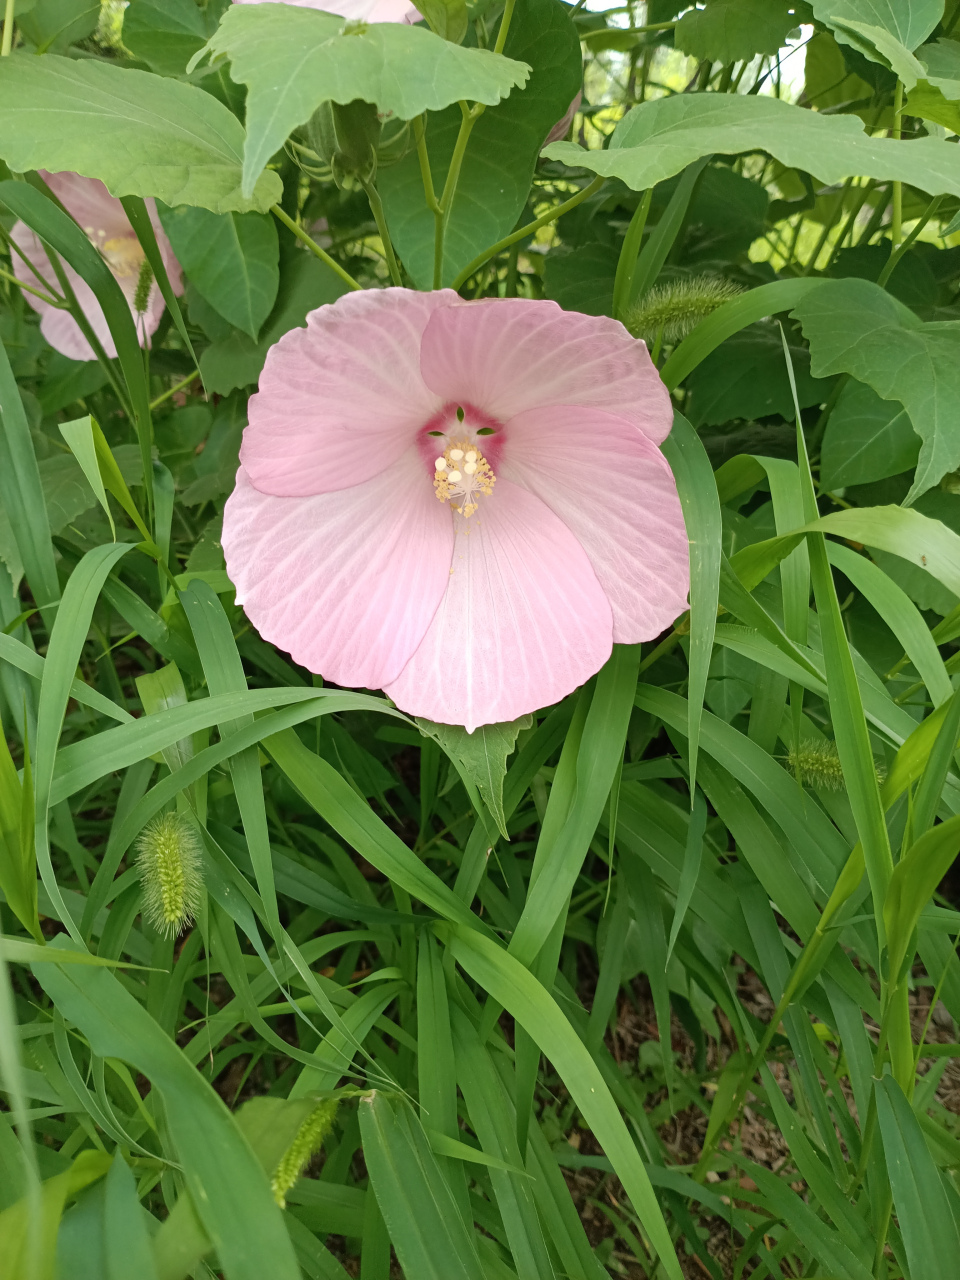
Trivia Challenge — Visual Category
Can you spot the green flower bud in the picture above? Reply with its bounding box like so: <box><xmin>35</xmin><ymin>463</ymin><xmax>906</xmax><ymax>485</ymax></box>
<box><xmin>625</xmin><ymin>275</ymin><xmax>743</xmax><ymax>345</ymax></box>
<box><xmin>137</xmin><ymin>811</ymin><xmax>204</xmax><ymax>938</ymax></box>
<box><xmin>271</xmin><ymin>1099</ymin><xmax>339</xmax><ymax>1207</ymax></box>
<box><xmin>307</xmin><ymin>99</ymin><xmax>381</xmax><ymax>188</ymax></box>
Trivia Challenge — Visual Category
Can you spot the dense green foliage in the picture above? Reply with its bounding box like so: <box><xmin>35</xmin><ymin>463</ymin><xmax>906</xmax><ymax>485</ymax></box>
<box><xmin>2</xmin><ymin>1</ymin><xmax>960</xmax><ymax>1277</ymax></box>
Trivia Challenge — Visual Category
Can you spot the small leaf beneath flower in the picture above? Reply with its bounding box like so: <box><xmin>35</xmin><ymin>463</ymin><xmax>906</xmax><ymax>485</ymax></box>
<box><xmin>416</xmin><ymin>715</ymin><xmax>532</xmax><ymax>840</ymax></box>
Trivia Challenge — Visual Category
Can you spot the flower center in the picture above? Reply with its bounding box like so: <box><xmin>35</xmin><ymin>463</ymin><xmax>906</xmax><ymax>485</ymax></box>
<box><xmin>102</xmin><ymin>236</ymin><xmax>147</xmax><ymax>278</ymax></box>
<box><xmin>433</xmin><ymin>438</ymin><xmax>496</xmax><ymax>519</ymax></box>
<box><xmin>83</xmin><ymin>225</ymin><xmax>146</xmax><ymax>278</ymax></box>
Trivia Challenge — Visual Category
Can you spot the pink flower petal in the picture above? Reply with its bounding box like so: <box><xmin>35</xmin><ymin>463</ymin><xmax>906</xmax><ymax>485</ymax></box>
<box><xmin>232</xmin><ymin>0</ymin><xmax>421</xmax><ymax>22</ymax></box>
<box><xmin>222</xmin><ymin>451</ymin><xmax>454</xmax><ymax>689</ymax></box>
<box><xmin>10</xmin><ymin>174</ymin><xmax>182</xmax><ymax>362</ymax></box>
<box><xmin>241</xmin><ymin>287</ymin><xmax>456</xmax><ymax>497</ymax></box>
<box><xmin>419</xmin><ymin>298</ymin><xmax>674</xmax><ymax>443</ymax></box>
<box><xmin>500</xmin><ymin>407</ymin><xmax>689</xmax><ymax>642</ymax></box>
<box><xmin>384</xmin><ymin>480</ymin><xmax>612</xmax><ymax>731</ymax></box>
<box><xmin>40</xmin><ymin>171</ymin><xmax>132</xmax><ymax>239</ymax></box>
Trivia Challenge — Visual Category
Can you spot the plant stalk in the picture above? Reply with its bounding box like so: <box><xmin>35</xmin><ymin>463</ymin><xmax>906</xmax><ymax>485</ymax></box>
<box><xmin>1</xmin><ymin>0</ymin><xmax>15</xmax><ymax>56</ymax></box>
<box><xmin>361</xmin><ymin>178</ymin><xmax>403</xmax><ymax>287</ymax></box>
<box><xmin>270</xmin><ymin>205</ymin><xmax>363</xmax><ymax>292</ymax></box>
<box><xmin>450</xmin><ymin>175</ymin><xmax>605</xmax><ymax>291</ymax></box>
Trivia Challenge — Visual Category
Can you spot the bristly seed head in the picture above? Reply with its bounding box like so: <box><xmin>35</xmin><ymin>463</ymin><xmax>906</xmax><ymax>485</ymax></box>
<box><xmin>133</xmin><ymin>258</ymin><xmax>154</xmax><ymax>315</ymax></box>
<box><xmin>137</xmin><ymin>811</ymin><xmax>204</xmax><ymax>938</ymax></box>
<box><xmin>785</xmin><ymin>739</ymin><xmax>885</xmax><ymax>791</ymax></box>
<box><xmin>433</xmin><ymin>438</ymin><xmax>495</xmax><ymax>518</ymax></box>
<box><xmin>624</xmin><ymin>275</ymin><xmax>743</xmax><ymax>345</ymax></box>
<box><xmin>271</xmin><ymin>1099</ymin><xmax>339</xmax><ymax>1207</ymax></box>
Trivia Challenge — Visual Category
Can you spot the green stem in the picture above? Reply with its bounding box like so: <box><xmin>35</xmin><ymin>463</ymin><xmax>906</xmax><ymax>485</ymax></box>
<box><xmin>822</xmin><ymin>178</ymin><xmax>877</xmax><ymax>272</ymax></box>
<box><xmin>434</xmin><ymin>102</ymin><xmax>483</xmax><ymax>288</ymax></box>
<box><xmin>857</xmin><ymin>183</ymin><xmax>893</xmax><ymax>246</ymax></box>
<box><xmin>361</xmin><ymin>178</ymin><xmax>403</xmax><ymax>287</ymax></box>
<box><xmin>636</xmin><ymin>627</ymin><xmax>682</xmax><ymax>675</ymax></box>
<box><xmin>450</xmin><ymin>175</ymin><xmax>605</xmax><ymax>291</ymax></box>
<box><xmin>611</xmin><ymin>187</ymin><xmax>653</xmax><ymax>320</ymax></box>
<box><xmin>1</xmin><ymin>0</ymin><xmax>15</xmax><ymax>56</ymax></box>
<box><xmin>270</xmin><ymin>205</ymin><xmax>362</xmax><ymax>293</ymax></box>
<box><xmin>891</xmin><ymin>82</ymin><xmax>904</xmax><ymax>248</ymax></box>
<box><xmin>581</xmin><ymin>19</ymin><xmax>677</xmax><ymax>41</ymax></box>
<box><xmin>802</xmin><ymin>176</ymin><xmax>853</xmax><ymax>275</ymax></box>
<box><xmin>414</xmin><ymin>116</ymin><xmax>441</xmax><ymax>216</ymax></box>
<box><xmin>0</xmin><ymin>263</ymin><xmax>66</xmax><ymax>308</ymax></box>
<box><xmin>877</xmin><ymin>191</ymin><xmax>944</xmax><ymax>288</ymax></box>
<box><xmin>149</xmin><ymin>371</ymin><xmax>199</xmax><ymax>412</ymax></box>
<box><xmin>493</xmin><ymin>0</ymin><xmax>516</xmax><ymax>54</ymax></box>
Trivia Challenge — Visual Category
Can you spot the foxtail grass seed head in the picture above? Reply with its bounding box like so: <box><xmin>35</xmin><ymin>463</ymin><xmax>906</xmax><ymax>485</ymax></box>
<box><xmin>137</xmin><ymin>812</ymin><xmax>204</xmax><ymax>938</ymax></box>
<box><xmin>785</xmin><ymin>739</ymin><xmax>885</xmax><ymax>791</ymax></box>
<box><xmin>133</xmin><ymin>258</ymin><xmax>154</xmax><ymax>315</ymax></box>
<box><xmin>271</xmin><ymin>1099</ymin><xmax>339</xmax><ymax>1207</ymax></box>
<box><xmin>625</xmin><ymin>276</ymin><xmax>743</xmax><ymax>345</ymax></box>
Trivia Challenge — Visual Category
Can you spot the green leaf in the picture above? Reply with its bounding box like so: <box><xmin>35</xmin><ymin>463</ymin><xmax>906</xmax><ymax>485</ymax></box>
<box><xmin>828</xmin><ymin>19</ymin><xmax>926</xmax><ymax>86</ymax></box>
<box><xmin>444</xmin><ymin>924</ymin><xmax>683</xmax><ymax>1280</ymax></box>
<box><xmin>0</xmin><ymin>940</ymin><xmax>140</xmax><ymax>967</ymax></box>
<box><xmin>661</xmin><ymin>413</ymin><xmax>719</xmax><ymax>793</ymax></box>
<box><xmin>122</xmin><ymin>0</ymin><xmax>225</xmax><ymax>76</ymax></box>
<box><xmin>379</xmin><ymin>0</ymin><xmax>582</xmax><ymax>287</ymax></box>
<box><xmin>884</xmin><ymin>815</ymin><xmax>960</xmax><ymax>986</ymax></box>
<box><xmin>0</xmin><ymin>437</ymin><xmax>144</xmax><ymax>585</ymax></box>
<box><xmin>103</xmin><ymin>1154</ymin><xmax>160</xmax><ymax>1280</ymax></box>
<box><xmin>792</xmin><ymin>277</ymin><xmax>960</xmax><ymax>500</ymax></box>
<box><xmin>660</xmin><ymin>277</ymin><xmax>825</xmax><ymax>392</ymax></box>
<box><xmin>675</xmin><ymin>0</ymin><xmax>801</xmax><ymax>64</ymax></box>
<box><xmin>509</xmin><ymin>647</ymin><xmax>641</xmax><ymax>967</ymax></box>
<box><xmin>415</xmin><ymin>715</ymin><xmax>531</xmax><ymax>840</ymax></box>
<box><xmin>16</xmin><ymin>0</ymin><xmax>99</xmax><ymax>54</ymax></box>
<box><xmin>543</xmin><ymin>243</ymin><xmax>619</xmax><ymax>316</ymax></box>
<box><xmin>819</xmin><ymin>378</ymin><xmax>918</xmax><ymax>489</ymax></box>
<box><xmin>918</xmin><ymin>36</ymin><xmax>960</xmax><ymax>97</ymax></box>
<box><xmin>196</xmin><ymin>3</ymin><xmax>531</xmax><ymax>199</ymax></box>
<box><xmin>875</xmin><ymin>1074</ymin><xmax>960</xmax><ymax>1280</ymax></box>
<box><xmin>685</xmin><ymin>323</ymin><xmax>834</xmax><ymax>428</ymax></box>
<box><xmin>158</xmin><ymin>205</ymin><xmax>279</xmax><ymax>340</ymax></box>
<box><xmin>809</xmin><ymin>0</ymin><xmax>942</xmax><ymax>54</ymax></box>
<box><xmin>543</xmin><ymin>92</ymin><xmax>960</xmax><ymax>202</ymax></box>
<box><xmin>31</xmin><ymin>938</ymin><xmax>301</xmax><ymax>1280</ymax></box>
<box><xmin>199</xmin><ymin>253</ymin><xmax>348</xmax><ymax>394</ymax></box>
<box><xmin>0</xmin><ymin>1149</ymin><xmax>112</xmax><ymax>1280</ymax></box>
<box><xmin>0</xmin><ymin>54</ymin><xmax>281</xmax><ymax>214</ymax></box>
<box><xmin>358</xmin><ymin>1091</ymin><xmax>487</xmax><ymax>1280</ymax></box>
<box><xmin>0</xmin><ymin>338</ymin><xmax>59</xmax><ymax>626</ymax></box>
<box><xmin>906</xmin><ymin>80</ymin><xmax>960</xmax><ymax>133</ymax></box>
<box><xmin>262</xmin><ymin>726</ymin><xmax>487</xmax><ymax>932</ymax></box>
<box><xmin>1</xmin><ymin>179</ymin><xmax>153</xmax><ymax>495</ymax></box>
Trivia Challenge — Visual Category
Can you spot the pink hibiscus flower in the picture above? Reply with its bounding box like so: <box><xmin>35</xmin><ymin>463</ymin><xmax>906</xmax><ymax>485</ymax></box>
<box><xmin>232</xmin><ymin>0</ymin><xmax>421</xmax><ymax>22</ymax></box>
<box><xmin>222</xmin><ymin>290</ymin><xmax>689</xmax><ymax>730</ymax></box>
<box><xmin>10</xmin><ymin>172</ymin><xmax>182</xmax><ymax>363</ymax></box>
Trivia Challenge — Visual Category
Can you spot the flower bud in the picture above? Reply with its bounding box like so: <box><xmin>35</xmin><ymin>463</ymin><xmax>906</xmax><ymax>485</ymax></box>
<box><xmin>137</xmin><ymin>811</ymin><xmax>204</xmax><ymax>938</ymax></box>
<box><xmin>271</xmin><ymin>1099</ymin><xmax>339</xmax><ymax>1207</ymax></box>
<box><xmin>307</xmin><ymin>99</ymin><xmax>381</xmax><ymax>188</ymax></box>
